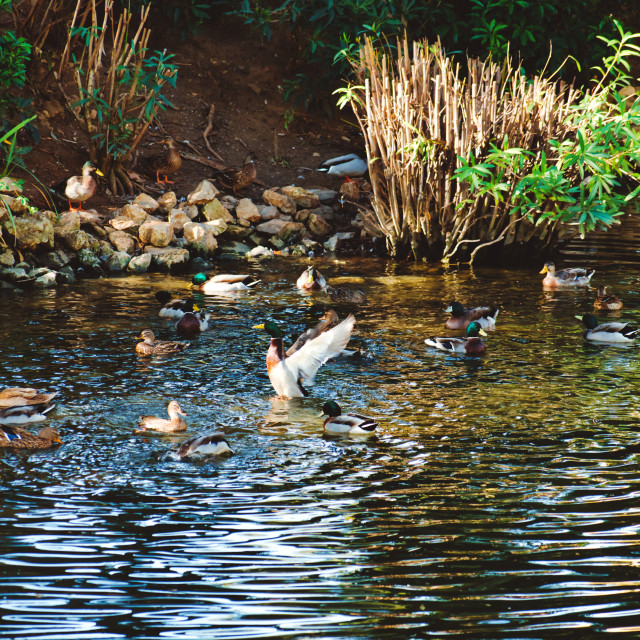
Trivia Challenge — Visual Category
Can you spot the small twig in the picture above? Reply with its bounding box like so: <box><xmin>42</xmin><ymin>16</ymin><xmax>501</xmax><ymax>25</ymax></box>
<box><xmin>202</xmin><ymin>104</ymin><xmax>225</xmax><ymax>162</ymax></box>
<box><xmin>180</xmin><ymin>151</ymin><xmax>226</xmax><ymax>171</ymax></box>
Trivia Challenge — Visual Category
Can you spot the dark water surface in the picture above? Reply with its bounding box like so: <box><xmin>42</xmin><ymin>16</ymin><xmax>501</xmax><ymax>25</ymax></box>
<box><xmin>2</xmin><ymin>252</ymin><xmax>640</xmax><ymax>639</ymax></box>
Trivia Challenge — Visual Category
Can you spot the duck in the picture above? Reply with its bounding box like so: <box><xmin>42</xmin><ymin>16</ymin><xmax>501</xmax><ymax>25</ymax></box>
<box><xmin>219</xmin><ymin>154</ymin><xmax>256</xmax><ymax>193</ymax></box>
<box><xmin>172</xmin><ymin>432</ymin><xmax>233</xmax><ymax>459</ymax></box>
<box><xmin>286</xmin><ymin>309</ymin><xmax>340</xmax><ymax>356</ymax></box>
<box><xmin>425</xmin><ymin>321</ymin><xmax>488</xmax><ymax>355</ymax></box>
<box><xmin>0</xmin><ymin>425</ymin><xmax>61</xmax><ymax>449</ymax></box>
<box><xmin>135</xmin><ymin>400</ymin><xmax>187</xmax><ymax>433</ymax></box>
<box><xmin>540</xmin><ymin>261</ymin><xmax>595</xmax><ymax>288</ymax></box>
<box><xmin>321</xmin><ymin>400</ymin><xmax>377</xmax><ymax>436</ymax></box>
<box><xmin>576</xmin><ymin>314</ymin><xmax>638</xmax><ymax>343</ymax></box>
<box><xmin>326</xmin><ymin>286</ymin><xmax>368</xmax><ymax>304</ymax></box>
<box><xmin>146</xmin><ymin>137</ymin><xmax>182</xmax><ymax>184</ymax></box>
<box><xmin>175</xmin><ymin>300</ymin><xmax>210</xmax><ymax>337</ymax></box>
<box><xmin>445</xmin><ymin>301</ymin><xmax>499</xmax><ymax>330</ymax></box>
<box><xmin>297</xmin><ymin>266</ymin><xmax>327</xmax><ymax>291</ymax></box>
<box><xmin>191</xmin><ymin>272</ymin><xmax>260</xmax><ymax>293</ymax></box>
<box><xmin>593</xmin><ymin>285</ymin><xmax>623</xmax><ymax>311</ymax></box>
<box><xmin>0</xmin><ymin>387</ymin><xmax>57</xmax><ymax>426</ymax></box>
<box><xmin>60</xmin><ymin>161</ymin><xmax>103</xmax><ymax>211</ymax></box>
<box><xmin>135</xmin><ymin>329</ymin><xmax>188</xmax><ymax>356</ymax></box>
<box><xmin>253</xmin><ymin>314</ymin><xmax>355</xmax><ymax>398</ymax></box>
<box><xmin>318</xmin><ymin>153</ymin><xmax>368</xmax><ymax>177</ymax></box>
<box><xmin>156</xmin><ymin>291</ymin><xmax>190</xmax><ymax>319</ymax></box>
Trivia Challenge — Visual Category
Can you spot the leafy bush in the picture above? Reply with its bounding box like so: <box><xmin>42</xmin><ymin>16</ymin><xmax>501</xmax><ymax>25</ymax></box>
<box><xmin>0</xmin><ymin>1</ymin><xmax>32</xmax><ymax>117</ymax></box>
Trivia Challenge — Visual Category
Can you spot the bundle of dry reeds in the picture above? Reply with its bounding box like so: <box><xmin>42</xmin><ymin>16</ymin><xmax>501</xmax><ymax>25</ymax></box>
<box><xmin>347</xmin><ymin>37</ymin><xmax>584</xmax><ymax>262</ymax></box>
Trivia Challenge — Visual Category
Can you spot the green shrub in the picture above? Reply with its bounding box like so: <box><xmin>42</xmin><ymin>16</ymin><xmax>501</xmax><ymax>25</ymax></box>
<box><xmin>0</xmin><ymin>0</ymin><xmax>31</xmax><ymax>117</ymax></box>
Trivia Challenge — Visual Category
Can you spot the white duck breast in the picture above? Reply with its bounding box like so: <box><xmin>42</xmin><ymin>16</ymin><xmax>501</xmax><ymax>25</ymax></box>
<box><xmin>319</xmin><ymin>153</ymin><xmax>368</xmax><ymax>177</ymax></box>
<box><xmin>269</xmin><ymin>314</ymin><xmax>355</xmax><ymax>398</ymax></box>
<box><xmin>324</xmin><ymin>414</ymin><xmax>377</xmax><ymax>435</ymax></box>
<box><xmin>201</xmin><ymin>274</ymin><xmax>259</xmax><ymax>293</ymax></box>
<box><xmin>0</xmin><ymin>404</ymin><xmax>55</xmax><ymax>426</ymax></box>
<box><xmin>174</xmin><ymin>432</ymin><xmax>233</xmax><ymax>459</ymax></box>
<box><xmin>585</xmin><ymin>322</ymin><xmax>638</xmax><ymax>342</ymax></box>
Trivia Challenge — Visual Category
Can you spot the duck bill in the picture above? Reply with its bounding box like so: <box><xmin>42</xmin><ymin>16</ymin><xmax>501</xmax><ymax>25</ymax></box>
<box><xmin>479</xmin><ymin>328</ymin><xmax>488</xmax><ymax>337</ymax></box>
<box><xmin>539</xmin><ymin>265</ymin><xmax>548</xmax><ymax>274</ymax></box>
<box><xmin>95</xmin><ymin>169</ymin><xmax>104</xmax><ymax>177</ymax></box>
<box><xmin>253</xmin><ymin>323</ymin><xmax>265</xmax><ymax>329</ymax></box>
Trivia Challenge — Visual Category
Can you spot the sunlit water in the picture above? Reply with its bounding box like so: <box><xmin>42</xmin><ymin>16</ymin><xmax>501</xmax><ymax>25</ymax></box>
<box><xmin>2</xmin><ymin>249</ymin><xmax>640</xmax><ymax>639</ymax></box>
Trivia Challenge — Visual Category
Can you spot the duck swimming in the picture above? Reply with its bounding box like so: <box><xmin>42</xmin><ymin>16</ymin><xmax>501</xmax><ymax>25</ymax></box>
<box><xmin>445</xmin><ymin>301</ymin><xmax>499</xmax><ymax>330</ymax></box>
<box><xmin>321</xmin><ymin>400</ymin><xmax>377</xmax><ymax>436</ymax></box>
<box><xmin>191</xmin><ymin>272</ymin><xmax>259</xmax><ymax>293</ymax></box>
<box><xmin>540</xmin><ymin>262</ymin><xmax>595</xmax><ymax>288</ymax></box>
<box><xmin>326</xmin><ymin>286</ymin><xmax>368</xmax><ymax>304</ymax></box>
<box><xmin>172</xmin><ymin>432</ymin><xmax>233</xmax><ymax>459</ymax></box>
<box><xmin>136</xmin><ymin>400</ymin><xmax>187</xmax><ymax>433</ymax></box>
<box><xmin>254</xmin><ymin>314</ymin><xmax>355</xmax><ymax>398</ymax></box>
<box><xmin>593</xmin><ymin>285</ymin><xmax>623</xmax><ymax>311</ymax></box>
<box><xmin>425</xmin><ymin>321</ymin><xmax>488</xmax><ymax>355</ymax></box>
<box><xmin>576</xmin><ymin>314</ymin><xmax>638</xmax><ymax>343</ymax></box>
<box><xmin>156</xmin><ymin>291</ymin><xmax>190</xmax><ymax>319</ymax></box>
<box><xmin>0</xmin><ymin>425</ymin><xmax>61</xmax><ymax>449</ymax></box>
<box><xmin>0</xmin><ymin>387</ymin><xmax>57</xmax><ymax>426</ymax></box>
<box><xmin>175</xmin><ymin>300</ymin><xmax>210</xmax><ymax>337</ymax></box>
<box><xmin>297</xmin><ymin>266</ymin><xmax>327</xmax><ymax>292</ymax></box>
<box><xmin>135</xmin><ymin>329</ymin><xmax>188</xmax><ymax>356</ymax></box>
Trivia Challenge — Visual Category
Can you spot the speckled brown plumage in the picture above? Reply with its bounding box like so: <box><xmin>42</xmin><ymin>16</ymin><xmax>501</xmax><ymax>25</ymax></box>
<box><xmin>0</xmin><ymin>425</ymin><xmax>62</xmax><ymax>449</ymax></box>
<box><xmin>135</xmin><ymin>329</ymin><xmax>188</xmax><ymax>356</ymax></box>
<box><xmin>147</xmin><ymin>137</ymin><xmax>182</xmax><ymax>184</ymax></box>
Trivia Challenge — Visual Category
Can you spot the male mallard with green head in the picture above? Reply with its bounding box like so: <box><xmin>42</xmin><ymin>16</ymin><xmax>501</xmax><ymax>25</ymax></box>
<box><xmin>576</xmin><ymin>314</ymin><xmax>638</xmax><ymax>343</ymax></box>
<box><xmin>64</xmin><ymin>161</ymin><xmax>103</xmax><ymax>211</ymax></box>
<box><xmin>445</xmin><ymin>301</ymin><xmax>499</xmax><ymax>330</ymax></box>
<box><xmin>191</xmin><ymin>272</ymin><xmax>259</xmax><ymax>293</ymax></box>
<box><xmin>425</xmin><ymin>321</ymin><xmax>488</xmax><ymax>355</ymax></box>
<box><xmin>321</xmin><ymin>400</ymin><xmax>377</xmax><ymax>436</ymax></box>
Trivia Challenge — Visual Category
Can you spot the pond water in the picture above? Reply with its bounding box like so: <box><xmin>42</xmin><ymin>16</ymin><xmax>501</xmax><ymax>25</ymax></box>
<box><xmin>2</xmin><ymin>251</ymin><xmax>640</xmax><ymax>639</ymax></box>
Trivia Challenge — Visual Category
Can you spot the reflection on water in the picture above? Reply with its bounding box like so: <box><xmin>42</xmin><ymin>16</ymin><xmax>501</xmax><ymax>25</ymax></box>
<box><xmin>2</xmin><ymin>253</ymin><xmax>640</xmax><ymax>639</ymax></box>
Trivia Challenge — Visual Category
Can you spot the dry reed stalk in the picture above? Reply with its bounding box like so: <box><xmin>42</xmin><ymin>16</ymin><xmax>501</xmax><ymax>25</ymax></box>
<box><xmin>348</xmin><ymin>37</ymin><xmax>584</xmax><ymax>263</ymax></box>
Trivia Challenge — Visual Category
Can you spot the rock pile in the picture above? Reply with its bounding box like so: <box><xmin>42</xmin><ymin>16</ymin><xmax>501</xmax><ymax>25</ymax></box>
<box><xmin>0</xmin><ymin>178</ymin><xmax>377</xmax><ymax>290</ymax></box>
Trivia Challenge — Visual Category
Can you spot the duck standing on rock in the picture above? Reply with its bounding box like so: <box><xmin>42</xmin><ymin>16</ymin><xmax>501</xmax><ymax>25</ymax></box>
<box><xmin>297</xmin><ymin>266</ymin><xmax>327</xmax><ymax>292</ymax></box>
<box><xmin>425</xmin><ymin>321</ymin><xmax>488</xmax><ymax>356</ymax></box>
<box><xmin>318</xmin><ymin>153</ymin><xmax>368</xmax><ymax>178</ymax></box>
<box><xmin>445</xmin><ymin>301</ymin><xmax>499</xmax><ymax>331</ymax></box>
<box><xmin>135</xmin><ymin>400</ymin><xmax>188</xmax><ymax>433</ymax></box>
<box><xmin>540</xmin><ymin>261</ymin><xmax>595</xmax><ymax>288</ymax></box>
<box><xmin>254</xmin><ymin>314</ymin><xmax>356</xmax><ymax>398</ymax></box>
<box><xmin>191</xmin><ymin>272</ymin><xmax>260</xmax><ymax>293</ymax></box>
<box><xmin>0</xmin><ymin>387</ymin><xmax>58</xmax><ymax>426</ymax></box>
<box><xmin>0</xmin><ymin>425</ymin><xmax>62</xmax><ymax>449</ymax></box>
<box><xmin>146</xmin><ymin>137</ymin><xmax>182</xmax><ymax>184</ymax></box>
<box><xmin>54</xmin><ymin>161</ymin><xmax>102</xmax><ymax>211</ymax></box>
<box><xmin>135</xmin><ymin>329</ymin><xmax>188</xmax><ymax>356</ymax></box>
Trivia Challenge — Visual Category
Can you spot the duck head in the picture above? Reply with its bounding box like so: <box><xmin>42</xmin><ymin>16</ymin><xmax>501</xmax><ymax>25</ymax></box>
<box><xmin>466</xmin><ymin>322</ymin><xmax>487</xmax><ymax>338</ymax></box>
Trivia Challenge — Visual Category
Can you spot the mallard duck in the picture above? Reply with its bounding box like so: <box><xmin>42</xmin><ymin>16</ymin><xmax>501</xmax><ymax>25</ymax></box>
<box><xmin>0</xmin><ymin>387</ymin><xmax>57</xmax><ymax>426</ymax></box>
<box><xmin>63</xmin><ymin>161</ymin><xmax>102</xmax><ymax>211</ymax></box>
<box><xmin>135</xmin><ymin>400</ymin><xmax>187</xmax><ymax>433</ymax></box>
<box><xmin>322</xmin><ymin>400</ymin><xmax>377</xmax><ymax>436</ymax></box>
<box><xmin>0</xmin><ymin>425</ymin><xmax>61</xmax><ymax>449</ymax></box>
<box><xmin>286</xmin><ymin>309</ymin><xmax>340</xmax><ymax>356</ymax></box>
<box><xmin>318</xmin><ymin>153</ymin><xmax>368</xmax><ymax>177</ymax></box>
<box><xmin>135</xmin><ymin>329</ymin><xmax>188</xmax><ymax>356</ymax></box>
<box><xmin>540</xmin><ymin>261</ymin><xmax>595</xmax><ymax>288</ymax></box>
<box><xmin>155</xmin><ymin>291</ymin><xmax>190</xmax><ymax>318</ymax></box>
<box><xmin>175</xmin><ymin>300</ymin><xmax>210</xmax><ymax>337</ymax></box>
<box><xmin>297</xmin><ymin>266</ymin><xmax>327</xmax><ymax>292</ymax></box>
<box><xmin>222</xmin><ymin>154</ymin><xmax>256</xmax><ymax>193</ymax></box>
<box><xmin>593</xmin><ymin>285</ymin><xmax>623</xmax><ymax>311</ymax></box>
<box><xmin>326</xmin><ymin>286</ymin><xmax>368</xmax><ymax>304</ymax></box>
<box><xmin>173</xmin><ymin>432</ymin><xmax>233</xmax><ymax>459</ymax></box>
<box><xmin>253</xmin><ymin>314</ymin><xmax>355</xmax><ymax>398</ymax></box>
<box><xmin>445</xmin><ymin>301</ymin><xmax>499</xmax><ymax>330</ymax></box>
<box><xmin>146</xmin><ymin>137</ymin><xmax>182</xmax><ymax>184</ymax></box>
<box><xmin>191</xmin><ymin>272</ymin><xmax>260</xmax><ymax>293</ymax></box>
<box><xmin>425</xmin><ymin>321</ymin><xmax>487</xmax><ymax>355</ymax></box>
<box><xmin>576</xmin><ymin>314</ymin><xmax>638</xmax><ymax>343</ymax></box>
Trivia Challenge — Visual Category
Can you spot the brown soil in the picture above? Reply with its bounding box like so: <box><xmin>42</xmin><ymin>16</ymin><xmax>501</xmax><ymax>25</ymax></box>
<box><xmin>18</xmin><ymin>17</ymin><xmax>364</xmax><ymax>212</ymax></box>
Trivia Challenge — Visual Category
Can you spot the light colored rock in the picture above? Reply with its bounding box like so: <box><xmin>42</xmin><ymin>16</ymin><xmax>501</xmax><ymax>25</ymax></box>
<box><xmin>180</xmin><ymin>204</ymin><xmax>199</xmax><ymax>220</ymax></box>
<box><xmin>4</xmin><ymin>212</ymin><xmax>54</xmax><ymax>251</ymax></box>
<box><xmin>108</xmin><ymin>229</ymin><xmax>136</xmax><ymax>254</ymax></box>
<box><xmin>139</xmin><ymin>220</ymin><xmax>174</xmax><ymax>247</ymax></box>
<box><xmin>263</xmin><ymin>189</ymin><xmax>296</xmax><ymax>214</ymax></box>
<box><xmin>280</xmin><ymin>186</ymin><xmax>321</xmax><ymax>209</ymax></box>
<box><xmin>295</xmin><ymin>209</ymin><xmax>311</xmax><ymax>223</ymax></box>
<box><xmin>109</xmin><ymin>216</ymin><xmax>139</xmax><ymax>232</ymax></box>
<box><xmin>127</xmin><ymin>253</ymin><xmax>152</xmax><ymax>273</ymax></box>
<box><xmin>187</xmin><ymin>180</ymin><xmax>219</xmax><ymax>205</ymax></box>
<box><xmin>225</xmin><ymin>224</ymin><xmax>251</xmax><ymax>239</ymax></box>
<box><xmin>202</xmin><ymin>198</ymin><xmax>235</xmax><ymax>224</ymax></box>
<box><xmin>33</xmin><ymin>269</ymin><xmax>58</xmax><ymax>288</ymax></box>
<box><xmin>0</xmin><ymin>250</ymin><xmax>14</xmax><ymax>267</ymax></box>
<box><xmin>256</xmin><ymin>218</ymin><xmax>290</xmax><ymax>235</ymax></box>
<box><xmin>236</xmin><ymin>198</ymin><xmax>261</xmax><ymax>223</ymax></box>
<box><xmin>119</xmin><ymin>203</ymin><xmax>149</xmax><ymax>225</ymax></box>
<box><xmin>204</xmin><ymin>219</ymin><xmax>228</xmax><ymax>236</ymax></box>
<box><xmin>307</xmin><ymin>213</ymin><xmax>334</xmax><ymax>237</ymax></box>
<box><xmin>278</xmin><ymin>221</ymin><xmax>305</xmax><ymax>242</ymax></box>
<box><xmin>106</xmin><ymin>251</ymin><xmax>131</xmax><ymax>272</ymax></box>
<box><xmin>77</xmin><ymin>248</ymin><xmax>103</xmax><ymax>273</ymax></box>
<box><xmin>236</xmin><ymin>218</ymin><xmax>251</xmax><ymax>228</ymax></box>
<box><xmin>168</xmin><ymin>209</ymin><xmax>192</xmax><ymax>234</ymax></box>
<box><xmin>63</xmin><ymin>229</ymin><xmax>100</xmax><ymax>253</ymax></box>
<box><xmin>183</xmin><ymin>221</ymin><xmax>218</xmax><ymax>255</ymax></box>
<box><xmin>339</xmin><ymin>181</ymin><xmax>360</xmax><ymax>200</ymax></box>
<box><xmin>307</xmin><ymin>187</ymin><xmax>338</xmax><ymax>202</ymax></box>
<box><xmin>220</xmin><ymin>195</ymin><xmax>239</xmax><ymax>212</ymax></box>
<box><xmin>133</xmin><ymin>193</ymin><xmax>159</xmax><ymax>214</ymax></box>
<box><xmin>54</xmin><ymin>211</ymin><xmax>81</xmax><ymax>238</ymax></box>
<box><xmin>143</xmin><ymin>246</ymin><xmax>190</xmax><ymax>271</ymax></box>
<box><xmin>1</xmin><ymin>195</ymin><xmax>30</xmax><ymax>215</ymax></box>
<box><xmin>157</xmin><ymin>191</ymin><xmax>178</xmax><ymax>213</ymax></box>
<box><xmin>259</xmin><ymin>205</ymin><xmax>279</xmax><ymax>221</ymax></box>
<box><xmin>0</xmin><ymin>176</ymin><xmax>23</xmax><ymax>195</ymax></box>
<box><xmin>324</xmin><ymin>231</ymin><xmax>356</xmax><ymax>252</ymax></box>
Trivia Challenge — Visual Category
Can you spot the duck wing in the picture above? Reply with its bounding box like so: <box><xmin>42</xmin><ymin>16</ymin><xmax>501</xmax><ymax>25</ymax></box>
<box><xmin>425</xmin><ymin>337</ymin><xmax>467</xmax><ymax>353</ymax></box>
<box><xmin>286</xmin><ymin>314</ymin><xmax>355</xmax><ymax>385</ymax></box>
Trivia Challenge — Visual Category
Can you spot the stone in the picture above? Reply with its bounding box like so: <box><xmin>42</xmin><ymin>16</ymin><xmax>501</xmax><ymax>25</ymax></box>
<box><xmin>105</xmin><ymin>251</ymin><xmax>131</xmax><ymax>272</ymax></box>
<box><xmin>108</xmin><ymin>229</ymin><xmax>136</xmax><ymax>254</ymax></box>
<box><xmin>33</xmin><ymin>269</ymin><xmax>58</xmax><ymax>288</ymax></box>
<box><xmin>127</xmin><ymin>253</ymin><xmax>152</xmax><ymax>273</ymax></box>
<box><xmin>203</xmin><ymin>219</ymin><xmax>228</xmax><ymax>236</ymax></box>
<box><xmin>307</xmin><ymin>213</ymin><xmax>334</xmax><ymax>237</ymax></box>
<box><xmin>183</xmin><ymin>221</ymin><xmax>218</xmax><ymax>255</ymax></box>
<box><xmin>4</xmin><ymin>212</ymin><xmax>54</xmax><ymax>251</ymax></box>
<box><xmin>119</xmin><ymin>203</ymin><xmax>149</xmax><ymax>225</ymax></box>
<box><xmin>225</xmin><ymin>224</ymin><xmax>251</xmax><ymax>239</ymax></box>
<box><xmin>262</xmin><ymin>189</ymin><xmax>296</xmax><ymax>214</ymax></box>
<box><xmin>220</xmin><ymin>195</ymin><xmax>239</xmax><ymax>212</ymax></box>
<box><xmin>1</xmin><ymin>195</ymin><xmax>30</xmax><ymax>215</ymax></box>
<box><xmin>255</xmin><ymin>218</ymin><xmax>290</xmax><ymax>235</ymax></box>
<box><xmin>180</xmin><ymin>204</ymin><xmax>199</xmax><ymax>220</ymax></box>
<box><xmin>219</xmin><ymin>241</ymin><xmax>251</xmax><ymax>257</ymax></box>
<box><xmin>339</xmin><ymin>181</ymin><xmax>360</xmax><ymax>200</ymax></box>
<box><xmin>295</xmin><ymin>209</ymin><xmax>311</xmax><ymax>223</ymax></box>
<box><xmin>324</xmin><ymin>231</ymin><xmax>355</xmax><ymax>252</ymax></box>
<box><xmin>40</xmin><ymin>250</ymin><xmax>71</xmax><ymax>271</ymax></box>
<box><xmin>187</xmin><ymin>180</ymin><xmax>219</xmax><ymax>205</ymax></box>
<box><xmin>139</xmin><ymin>220</ymin><xmax>174</xmax><ymax>247</ymax></box>
<box><xmin>0</xmin><ymin>176</ymin><xmax>23</xmax><ymax>195</ymax></box>
<box><xmin>202</xmin><ymin>198</ymin><xmax>234</xmax><ymax>224</ymax></box>
<box><xmin>236</xmin><ymin>198</ymin><xmax>261</xmax><ymax>223</ymax></box>
<box><xmin>236</xmin><ymin>218</ymin><xmax>251</xmax><ymax>228</ymax></box>
<box><xmin>188</xmin><ymin>257</ymin><xmax>213</xmax><ymax>273</ymax></box>
<box><xmin>132</xmin><ymin>193</ymin><xmax>159</xmax><ymax>214</ymax></box>
<box><xmin>58</xmin><ymin>266</ymin><xmax>76</xmax><ymax>284</ymax></box>
<box><xmin>290</xmin><ymin>244</ymin><xmax>308</xmax><ymax>257</ymax></box>
<box><xmin>280</xmin><ymin>185</ymin><xmax>321</xmax><ymax>209</ymax></box>
<box><xmin>168</xmin><ymin>209</ymin><xmax>192</xmax><ymax>234</ymax></box>
<box><xmin>259</xmin><ymin>205</ymin><xmax>279</xmax><ymax>221</ymax></box>
<box><xmin>269</xmin><ymin>236</ymin><xmax>286</xmax><ymax>250</ymax></box>
<box><xmin>0</xmin><ymin>250</ymin><xmax>14</xmax><ymax>267</ymax></box>
<box><xmin>278</xmin><ymin>221</ymin><xmax>305</xmax><ymax>242</ymax></box>
<box><xmin>143</xmin><ymin>246</ymin><xmax>190</xmax><ymax>271</ymax></box>
<box><xmin>0</xmin><ymin>267</ymin><xmax>28</xmax><ymax>283</ymax></box>
<box><xmin>109</xmin><ymin>216</ymin><xmax>139</xmax><ymax>232</ymax></box>
<box><xmin>157</xmin><ymin>191</ymin><xmax>177</xmax><ymax>213</ymax></box>
<box><xmin>54</xmin><ymin>212</ymin><xmax>80</xmax><ymax>240</ymax></box>
<box><xmin>307</xmin><ymin>187</ymin><xmax>338</xmax><ymax>202</ymax></box>
<box><xmin>63</xmin><ymin>229</ymin><xmax>100</xmax><ymax>253</ymax></box>
<box><xmin>77</xmin><ymin>248</ymin><xmax>103</xmax><ymax>274</ymax></box>
<box><xmin>99</xmin><ymin>240</ymin><xmax>115</xmax><ymax>259</ymax></box>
